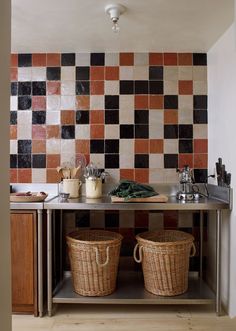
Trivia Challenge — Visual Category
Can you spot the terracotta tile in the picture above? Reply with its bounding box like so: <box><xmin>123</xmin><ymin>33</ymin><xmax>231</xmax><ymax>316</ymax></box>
<box><xmin>134</xmin><ymin>169</ymin><xmax>149</xmax><ymax>183</ymax></box>
<box><xmin>179</xmin><ymin>80</ymin><xmax>193</xmax><ymax>95</ymax></box>
<box><xmin>46</xmin><ymin>53</ymin><xmax>61</xmax><ymax>66</ymax></box>
<box><xmin>164</xmin><ymin>53</ymin><xmax>178</xmax><ymax>65</ymax></box>
<box><xmin>135</xmin><ymin>211</ymin><xmax>149</xmax><ymax>227</ymax></box>
<box><xmin>11</xmin><ymin>68</ymin><xmax>18</xmax><ymax>81</ymax></box>
<box><xmin>10</xmin><ymin>169</ymin><xmax>17</xmax><ymax>183</ymax></box>
<box><xmin>164</xmin><ymin>110</ymin><xmax>178</xmax><ymax>124</ymax></box>
<box><xmin>32</xmin><ymin>125</ymin><xmax>46</xmax><ymax>139</ymax></box>
<box><xmin>194</xmin><ymin>154</ymin><xmax>208</xmax><ymax>168</ymax></box>
<box><xmin>10</xmin><ymin>125</ymin><xmax>17</xmax><ymax>139</ymax></box>
<box><xmin>46</xmin><ymin>169</ymin><xmax>61</xmax><ymax>183</ymax></box>
<box><xmin>76</xmin><ymin>96</ymin><xmax>90</xmax><ymax>110</ymax></box>
<box><xmin>105</xmin><ymin>66</ymin><xmax>119</xmax><ymax>80</ymax></box>
<box><xmin>82</xmin><ymin>154</ymin><xmax>90</xmax><ymax>165</ymax></box>
<box><xmin>46</xmin><ymin>154</ymin><xmax>61</xmax><ymax>168</ymax></box>
<box><xmin>149</xmin><ymin>53</ymin><xmax>163</xmax><ymax>65</ymax></box>
<box><xmin>120</xmin><ymin>53</ymin><xmax>134</xmax><ymax>66</ymax></box>
<box><xmin>178</xmin><ymin>53</ymin><xmax>193</xmax><ymax>65</ymax></box>
<box><xmin>90</xmin><ymin>81</ymin><xmax>104</xmax><ymax>95</ymax></box>
<box><xmin>32</xmin><ymin>53</ymin><xmax>46</xmax><ymax>66</ymax></box>
<box><xmin>150</xmin><ymin>139</ymin><xmax>163</xmax><ymax>153</ymax></box>
<box><xmin>164</xmin><ymin>210</ymin><xmax>178</xmax><ymax>227</ymax></box>
<box><xmin>194</xmin><ymin>139</ymin><xmax>208</xmax><ymax>153</ymax></box>
<box><xmin>11</xmin><ymin>54</ymin><xmax>18</xmax><ymax>67</ymax></box>
<box><xmin>32</xmin><ymin>140</ymin><xmax>46</xmax><ymax>153</ymax></box>
<box><xmin>90</xmin><ymin>110</ymin><xmax>104</xmax><ymax>124</ymax></box>
<box><xmin>120</xmin><ymin>169</ymin><xmax>134</xmax><ymax>181</ymax></box>
<box><xmin>135</xmin><ymin>95</ymin><xmax>149</xmax><ymax>109</ymax></box>
<box><xmin>90</xmin><ymin>125</ymin><xmax>104</xmax><ymax>139</ymax></box>
<box><xmin>18</xmin><ymin>169</ymin><xmax>32</xmax><ymax>183</ymax></box>
<box><xmin>76</xmin><ymin>139</ymin><xmax>90</xmax><ymax>154</ymax></box>
<box><xmin>90</xmin><ymin>67</ymin><xmax>104</xmax><ymax>80</ymax></box>
<box><xmin>179</xmin><ymin>154</ymin><xmax>193</xmax><ymax>168</ymax></box>
<box><xmin>149</xmin><ymin>95</ymin><xmax>163</xmax><ymax>109</ymax></box>
<box><xmin>47</xmin><ymin>81</ymin><xmax>61</xmax><ymax>95</ymax></box>
<box><xmin>46</xmin><ymin>125</ymin><xmax>60</xmax><ymax>139</ymax></box>
<box><xmin>135</xmin><ymin>139</ymin><xmax>149</xmax><ymax>153</ymax></box>
<box><xmin>61</xmin><ymin>110</ymin><xmax>75</xmax><ymax>125</ymax></box>
<box><xmin>32</xmin><ymin>96</ymin><xmax>46</xmax><ymax>110</ymax></box>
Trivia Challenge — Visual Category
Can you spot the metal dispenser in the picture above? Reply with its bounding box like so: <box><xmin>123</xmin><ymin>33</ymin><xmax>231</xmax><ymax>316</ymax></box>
<box><xmin>176</xmin><ymin>165</ymin><xmax>199</xmax><ymax>201</ymax></box>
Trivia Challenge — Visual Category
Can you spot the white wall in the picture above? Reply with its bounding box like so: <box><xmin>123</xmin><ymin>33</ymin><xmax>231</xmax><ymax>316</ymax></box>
<box><xmin>208</xmin><ymin>23</ymin><xmax>236</xmax><ymax>317</ymax></box>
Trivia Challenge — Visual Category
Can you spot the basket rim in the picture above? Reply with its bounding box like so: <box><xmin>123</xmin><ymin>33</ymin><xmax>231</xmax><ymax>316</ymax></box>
<box><xmin>135</xmin><ymin>230</ymin><xmax>194</xmax><ymax>245</ymax></box>
<box><xmin>66</xmin><ymin>229</ymin><xmax>123</xmax><ymax>245</ymax></box>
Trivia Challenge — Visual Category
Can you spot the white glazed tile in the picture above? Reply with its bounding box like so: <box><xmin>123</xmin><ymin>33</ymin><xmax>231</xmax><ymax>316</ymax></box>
<box><xmin>149</xmin><ymin>168</ymin><xmax>165</xmax><ymax>183</ymax></box>
<box><xmin>178</xmin><ymin>95</ymin><xmax>193</xmax><ymax>111</ymax></box>
<box><xmin>193</xmin><ymin>124</ymin><xmax>208</xmax><ymax>139</ymax></box>
<box><xmin>18</xmin><ymin>67</ymin><xmax>32</xmax><ymax>81</ymax></box>
<box><xmin>47</xmin><ymin>95</ymin><xmax>61</xmax><ymax>111</ymax></box>
<box><xmin>178</xmin><ymin>66</ymin><xmax>193</xmax><ymax>80</ymax></box>
<box><xmin>105</xmin><ymin>81</ymin><xmax>119</xmax><ymax>95</ymax></box>
<box><xmin>149</xmin><ymin>124</ymin><xmax>164</xmax><ymax>139</ymax></box>
<box><xmin>75</xmin><ymin>124</ymin><xmax>90</xmax><ymax>139</ymax></box>
<box><xmin>17</xmin><ymin>124</ymin><xmax>32</xmax><ymax>139</ymax></box>
<box><xmin>164</xmin><ymin>67</ymin><xmax>178</xmax><ymax>81</ymax></box>
<box><xmin>61</xmin><ymin>140</ymin><xmax>75</xmax><ymax>153</ymax></box>
<box><xmin>133</xmin><ymin>66</ymin><xmax>149</xmax><ymax>80</ymax></box>
<box><xmin>17</xmin><ymin>111</ymin><xmax>32</xmax><ymax>126</ymax></box>
<box><xmin>164</xmin><ymin>81</ymin><xmax>178</xmax><ymax>95</ymax></box>
<box><xmin>46</xmin><ymin>111</ymin><xmax>60</xmax><ymax>125</ymax></box>
<box><xmin>10</xmin><ymin>96</ymin><xmax>18</xmax><ymax>111</ymax></box>
<box><xmin>164</xmin><ymin>169</ymin><xmax>179</xmax><ymax>183</ymax></box>
<box><xmin>149</xmin><ymin>110</ymin><xmax>164</xmax><ymax>125</ymax></box>
<box><xmin>46</xmin><ymin>139</ymin><xmax>61</xmax><ymax>154</ymax></box>
<box><xmin>120</xmin><ymin>153</ymin><xmax>134</xmax><ymax>169</ymax></box>
<box><xmin>90</xmin><ymin>95</ymin><xmax>104</xmax><ymax>110</ymax></box>
<box><xmin>32</xmin><ymin>67</ymin><xmax>46</xmax><ymax>81</ymax></box>
<box><xmin>119</xmin><ymin>66</ymin><xmax>134</xmax><ymax>80</ymax></box>
<box><xmin>10</xmin><ymin>140</ymin><xmax>17</xmax><ymax>154</ymax></box>
<box><xmin>61</xmin><ymin>96</ymin><xmax>76</xmax><ymax>110</ymax></box>
<box><xmin>149</xmin><ymin>212</ymin><xmax>164</xmax><ymax>230</ymax></box>
<box><xmin>89</xmin><ymin>154</ymin><xmax>105</xmax><ymax>168</ymax></box>
<box><xmin>120</xmin><ymin>139</ymin><xmax>134</xmax><ymax>154</ymax></box>
<box><xmin>105</xmin><ymin>53</ymin><xmax>119</xmax><ymax>66</ymax></box>
<box><xmin>193</xmin><ymin>66</ymin><xmax>207</xmax><ymax>81</ymax></box>
<box><xmin>105</xmin><ymin>169</ymin><xmax>119</xmax><ymax>183</ymax></box>
<box><xmin>193</xmin><ymin>81</ymin><xmax>208</xmax><ymax>95</ymax></box>
<box><xmin>105</xmin><ymin>125</ymin><xmax>120</xmax><ymax>139</ymax></box>
<box><xmin>164</xmin><ymin>139</ymin><xmax>179</xmax><ymax>153</ymax></box>
<box><xmin>149</xmin><ymin>154</ymin><xmax>164</xmax><ymax>168</ymax></box>
<box><xmin>61</xmin><ymin>67</ymin><xmax>75</xmax><ymax>81</ymax></box>
<box><xmin>75</xmin><ymin>53</ymin><xmax>90</xmax><ymax>66</ymax></box>
<box><xmin>32</xmin><ymin>169</ymin><xmax>46</xmax><ymax>183</ymax></box>
<box><xmin>61</xmin><ymin>153</ymin><xmax>76</xmax><ymax>166</ymax></box>
<box><xmin>119</xmin><ymin>95</ymin><xmax>134</xmax><ymax>110</ymax></box>
<box><xmin>134</xmin><ymin>53</ymin><xmax>149</xmax><ymax>66</ymax></box>
<box><xmin>178</xmin><ymin>109</ymin><xmax>193</xmax><ymax>124</ymax></box>
<box><xmin>119</xmin><ymin>109</ymin><xmax>134</xmax><ymax>124</ymax></box>
<box><xmin>61</xmin><ymin>81</ymin><xmax>75</xmax><ymax>96</ymax></box>
<box><xmin>119</xmin><ymin>211</ymin><xmax>135</xmax><ymax>228</ymax></box>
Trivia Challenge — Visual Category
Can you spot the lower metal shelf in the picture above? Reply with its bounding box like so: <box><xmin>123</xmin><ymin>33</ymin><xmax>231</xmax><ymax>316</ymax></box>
<box><xmin>53</xmin><ymin>271</ymin><xmax>215</xmax><ymax>305</ymax></box>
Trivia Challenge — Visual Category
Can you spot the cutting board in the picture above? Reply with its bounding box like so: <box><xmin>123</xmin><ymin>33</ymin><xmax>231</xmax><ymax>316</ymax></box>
<box><xmin>111</xmin><ymin>194</ymin><xmax>168</xmax><ymax>203</ymax></box>
<box><xmin>10</xmin><ymin>192</ymin><xmax>48</xmax><ymax>202</ymax></box>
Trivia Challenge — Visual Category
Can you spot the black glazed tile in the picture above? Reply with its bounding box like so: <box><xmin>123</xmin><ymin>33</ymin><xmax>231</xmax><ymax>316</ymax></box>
<box><xmin>18</xmin><ymin>82</ymin><xmax>31</xmax><ymax>96</ymax></box>
<box><xmin>75</xmin><ymin>211</ymin><xmax>90</xmax><ymax>227</ymax></box>
<box><xmin>135</xmin><ymin>124</ymin><xmax>149</xmax><ymax>138</ymax></box>
<box><xmin>10</xmin><ymin>111</ymin><xmax>17</xmax><ymax>125</ymax></box>
<box><xmin>164</xmin><ymin>154</ymin><xmax>178</xmax><ymax>168</ymax></box>
<box><xmin>47</xmin><ymin>67</ymin><xmax>61</xmax><ymax>80</ymax></box>
<box><xmin>90</xmin><ymin>140</ymin><xmax>104</xmax><ymax>153</ymax></box>
<box><xmin>135</xmin><ymin>154</ymin><xmax>149</xmax><ymax>168</ymax></box>
<box><xmin>105</xmin><ymin>154</ymin><xmax>120</xmax><ymax>168</ymax></box>
<box><xmin>179</xmin><ymin>140</ymin><xmax>193</xmax><ymax>153</ymax></box>
<box><xmin>61</xmin><ymin>53</ymin><xmax>75</xmax><ymax>66</ymax></box>
<box><xmin>149</xmin><ymin>66</ymin><xmax>163</xmax><ymax>80</ymax></box>
<box><xmin>105</xmin><ymin>95</ymin><xmax>119</xmax><ymax>109</ymax></box>
<box><xmin>105</xmin><ymin>212</ymin><xmax>119</xmax><ymax>227</ymax></box>
<box><xmin>76</xmin><ymin>110</ymin><xmax>89</xmax><ymax>124</ymax></box>
<box><xmin>164</xmin><ymin>125</ymin><xmax>178</xmax><ymax>139</ymax></box>
<box><xmin>135</xmin><ymin>110</ymin><xmax>149</xmax><ymax>124</ymax></box>
<box><xmin>18</xmin><ymin>96</ymin><xmax>31</xmax><ymax>110</ymax></box>
<box><xmin>194</xmin><ymin>95</ymin><xmax>207</xmax><ymax>110</ymax></box>
<box><xmin>18</xmin><ymin>154</ymin><xmax>31</xmax><ymax>168</ymax></box>
<box><xmin>193</xmin><ymin>53</ymin><xmax>207</xmax><ymax>66</ymax></box>
<box><xmin>76</xmin><ymin>67</ymin><xmax>90</xmax><ymax>80</ymax></box>
<box><xmin>120</xmin><ymin>80</ymin><xmax>134</xmax><ymax>94</ymax></box>
<box><xmin>10</xmin><ymin>154</ymin><xmax>17</xmax><ymax>168</ymax></box>
<box><xmin>105</xmin><ymin>110</ymin><xmax>119</xmax><ymax>124</ymax></box>
<box><xmin>18</xmin><ymin>54</ymin><xmax>32</xmax><ymax>67</ymax></box>
<box><xmin>120</xmin><ymin>124</ymin><xmax>134</xmax><ymax>138</ymax></box>
<box><xmin>76</xmin><ymin>81</ymin><xmax>90</xmax><ymax>95</ymax></box>
<box><xmin>61</xmin><ymin>125</ymin><xmax>75</xmax><ymax>139</ymax></box>
<box><xmin>32</xmin><ymin>82</ymin><xmax>46</xmax><ymax>96</ymax></box>
<box><xmin>179</xmin><ymin>125</ymin><xmax>193</xmax><ymax>139</ymax></box>
<box><xmin>194</xmin><ymin>169</ymin><xmax>208</xmax><ymax>183</ymax></box>
<box><xmin>193</xmin><ymin>110</ymin><xmax>208</xmax><ymax>124</ymax></box>
<box><xmin>105</xmin><ymin>139</ymin><xmax>119</xmax><ymax>153</ymax></box>
<box><xmin>149</xmin><ymin>81</ymin><xmax>163</xmax><ymax>94</ymax></box>
<box><xmin>18</xmin><ymin>140</ymin><xmax>32</xmax><ymax>154</ymax></box>
<box><xmin>164</xmin><ymin>95</ymin><xmax>178</xmax><ymax>109</ymax></box>
<box><xmin>90</xmin><ymin>53</ymin><xmax>105</xmax><ymax>66</ymax></box>
<box><xmin>11</xmin><ymin>82</ymin><xmax>18</xmax><ymax>96</ymax></box>
<box><xmin>32</xmin><ymin>154</ymin><xmax>46</xmax><ymax>168</ymax></box>
<box><xmin>32</xmin><ymin>111</ymin><xmax>46</xmax><ymax>125</ymax></box>
<box><xmin>135</xmin><ymin>81</ymin><xmax>149</xmax><ymax>94</ymax></box>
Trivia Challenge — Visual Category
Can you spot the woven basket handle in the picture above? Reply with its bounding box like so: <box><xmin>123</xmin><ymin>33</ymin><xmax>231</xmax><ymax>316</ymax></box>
<box><xmin>94</xmin><ymin>246</ymin><xmax>110</xmax><ymax>267</ymax></box>
<box><xmin>190</xmin><ymin>242</ymin><xmax>196</xmax><ymax>257</ymax></box>
<box><xmin>133</xmin><ymin>243</ymin><xmax>143</xmax><ymax>263</ymax></box>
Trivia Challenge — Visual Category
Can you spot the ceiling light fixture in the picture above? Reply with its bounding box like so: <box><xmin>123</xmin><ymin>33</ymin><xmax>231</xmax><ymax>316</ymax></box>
<box><xmin>105</xmin><ymin>4</ymin><xmax>126</xmax><ymax>33</ymax></box>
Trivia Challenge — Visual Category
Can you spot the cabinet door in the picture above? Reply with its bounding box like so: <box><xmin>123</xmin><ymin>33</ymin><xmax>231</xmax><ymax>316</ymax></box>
<box><xmin>11</xmin><ymin>212</ymin><xmax>37</xmax><ymax>315</ymax></box>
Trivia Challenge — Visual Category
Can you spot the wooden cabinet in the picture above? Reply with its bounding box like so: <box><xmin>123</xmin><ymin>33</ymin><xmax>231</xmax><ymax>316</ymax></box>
<box><xmin>11</xmin><ymin>211</ymin><xmax>38</xmax><ymax>316</ymax></box>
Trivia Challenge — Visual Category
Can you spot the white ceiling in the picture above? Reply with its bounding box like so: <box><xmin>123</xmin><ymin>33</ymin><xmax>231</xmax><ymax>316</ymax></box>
<box><xmin>12</xmin><ymin>0</ymin><xmax>234</xmax><ymax>53</ymax></box>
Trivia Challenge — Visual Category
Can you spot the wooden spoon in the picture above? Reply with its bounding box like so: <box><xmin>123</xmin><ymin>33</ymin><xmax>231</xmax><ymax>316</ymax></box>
<box><xmin>71</xmin><ymin>166</ymin><xmax>81</xmax><ymax>179</ymax></box>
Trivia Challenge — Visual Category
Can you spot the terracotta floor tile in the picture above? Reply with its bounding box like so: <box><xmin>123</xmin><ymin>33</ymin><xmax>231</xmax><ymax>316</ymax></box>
<box><xmin>32</xmin><ymin>140</ymin><xmax>46</xmax><ymax>153</ymax></box>
<box><xmin>179</xmin><ymin>153</ymin><xmax>193</xmax><ymax>168</ymax></box>
<box><xmin>120</xmin><ymin>169</ymin><xmax>134</xmax><ymax>181</ymax></box>
<box><xmin>90</xmin><ymin>125</ymin><xmax>104</xmax><ymax>139</ymax></box>
<box><xmin>76</xmin><ymin>96</ymin><xmax>90</xmax><ymax>110</ymax></box>
<box><xmin>10</xmin><ymin>125</ymin><xmax>17</xmax><ymax>139</ymax></box>
<box><xmin>105</xmin><ymin>66</ymin><xmax>119</xmax><ymax>80</ymax></box>
<box><xmin>164</xmin><ymin>110</ymin><xmax>178</xmax><ymax>124</ymax></box>
<box><xmin>194</xmin><ymin>154</ymin><xmax>208</xmax><ymax>168</ymax></box>
<box><xmin>179</xmin><ymin>80</ymin><xmax>193</xmax><ymax>95</ymax></box>
<box><xmin>61</xmin><ymin>110</ymin><xmax>75</xmax><ymax>125</ymax></box>
<box><xmin>134</xmin><ymin>169</ymin><xmax>149</xmax><ymax>183</ymax></box>
<box><xmin>150</xmin><ymin>139</ymin><xmax>163</xmax><ymax>153</ymax></box>
<box><xmin>47</xmin><ymin>81</ymin><xmax>61</xmax><ymax>95</ymax></box>
<box><xmin>135</xmin><ymin>139</ymin><xmax>149</xmax><ymax>153</ymax></box>
<box><xmin>46</xmin><ymin>53</ymin><xmax>61</xmax><ymax>66</ymax></box>
<box><xmin>90</xmin><ymin>110</ymin><xmax>104</xmax><ymax>124</ymax></box>
<box><xmin>32</xmin><ymin>53</ymin><xmax>46</xmax><ymax>66</ymax></box>
<box><xmin>11</xmin><ymin>54</ymin><xmax>18</xmax><ymax>67</ymax></box>
<box><xmin>120</xmin><ymin>53</ymin><xmax>134</xmax><ymax>66</ymax></box>
<box><xmin>32</xmin><ymin>96</ymin><xmax>46</xmax><ymax>110</ymax></box>
<box><xmin>47</xmin><ymin>169</ymin><xmax>61</xmax><ymax>183</ymax></box>
<box><xmin>164</xmin><ymin>53</ymin><xmax>178</xmax><ymax>65</ymax></box>
<box><xmin>76</xmin><ymin>139</ymin><xmax>90</xmax><ymax>154</ymax></box>
<box><xmin>194</xmin><ymin>139</ymin><xmax>208</xmax><ymax>153</ymax></box>
<box><xmin>135</xmin><ymin>95</ymin><xmax>149</xmax><ymax>109</ymax></box>
<box><xmin>11</xmin><ymin>68</ymin><xmax>18</xmax><ymax>81</ymax></box>
<box><xmin>46</xmin><ymin>125</ymin><xmax>60</xmax><ymax>139</ymax></box>
<box><xmin>46</xmin><ymin>154</ymin><xmax>61</xmax><ymax>168</ymax></box>
<box><xmin>90</xmin><ymin>67</ymin><xmax>104</xmax><ymax>80</ymax></box>
<box><xmin>178</xmin><ymin>53</ymin><xmax>193</xmax><ymax>65</ymax></box>
<box><xmin>90</xmin><ymin>81</ymin><xmax>104</xmax><ymax>95</ymax></box>
<box><xmin>149</xmin><ymin>53</ymin><xmax>163</xmax><ymax>65</ymax></box>
<box><xmin>149</xmin><ymin>95</ymin><xmax>163</xmax><ymax>109</ymax></box>
<box><xmin>10</xmin><ymin>169</ymin><xmax>17</xmax><ymax>183</ymax></box>
<box><xmin>18</xmin><ymin>169</ymin><xmax>32</xmax><ymax>183</ymax></box>
<box><xmin>32</xmin><ymin>125</ymin><xmax>46</xmax><ymax>139</ymax></box>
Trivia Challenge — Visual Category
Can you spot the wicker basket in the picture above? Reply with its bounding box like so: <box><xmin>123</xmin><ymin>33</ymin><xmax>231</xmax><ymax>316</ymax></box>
<box><xmin>66</xmin><ymin>230</ymin><xmax>123</xmax><ymax>296</ymax></box>
<box><xmin>133</xmin><ymin>230</ymin><xmax>195</xmax><ymax>296</ymax></box>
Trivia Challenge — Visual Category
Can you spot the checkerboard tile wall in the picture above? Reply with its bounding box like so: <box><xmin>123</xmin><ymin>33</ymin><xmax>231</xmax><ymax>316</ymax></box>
<box><xmin>10</xmin><ymin>52</ymin><xmax>208</xmax><ymax>183</ymax></box>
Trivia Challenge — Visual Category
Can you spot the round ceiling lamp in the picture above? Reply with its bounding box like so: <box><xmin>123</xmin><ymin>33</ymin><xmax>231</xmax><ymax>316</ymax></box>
<box><xmin>105</xmin><ymin>4</ymin><xmax>126</xmax><ymax>33</ymax></box>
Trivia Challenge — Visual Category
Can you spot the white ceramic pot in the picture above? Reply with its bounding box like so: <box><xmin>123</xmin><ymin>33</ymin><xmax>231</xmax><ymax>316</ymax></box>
<box><xmin>63</xmin><ymin>179</ymin><xmax>82</xmax><ymax>198</ymax></box>
<box><xmin>85</xmin><ymin>177</ymin><xmax>102</xmax><ymax>198</ymax></box>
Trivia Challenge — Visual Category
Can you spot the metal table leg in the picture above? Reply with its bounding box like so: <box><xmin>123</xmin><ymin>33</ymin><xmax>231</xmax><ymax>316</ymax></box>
<box><xmin>37</xmin><ymin>210</ymin><xmax>43</xmax><ymax>317</ymax></box>
<box><xmin>47</xmin><ymin>209</ymin><xmax>52</xmax><ymax>317</ymax></box>
<box><xmin>216</xmin><ymin>209</ymin><xmax>222</xmax><ymax>316</ymax></box>
<box><xmin>199</xmin><ymin>211</ymin><xmax>204</xmax><ymax>279</ymax></box>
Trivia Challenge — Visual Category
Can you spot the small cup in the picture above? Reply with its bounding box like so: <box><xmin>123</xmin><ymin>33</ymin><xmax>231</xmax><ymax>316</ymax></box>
<box><xmin>63</xmin><ymin>179</ymin><xmax>82</xmax><ymax>198</ymax></box>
